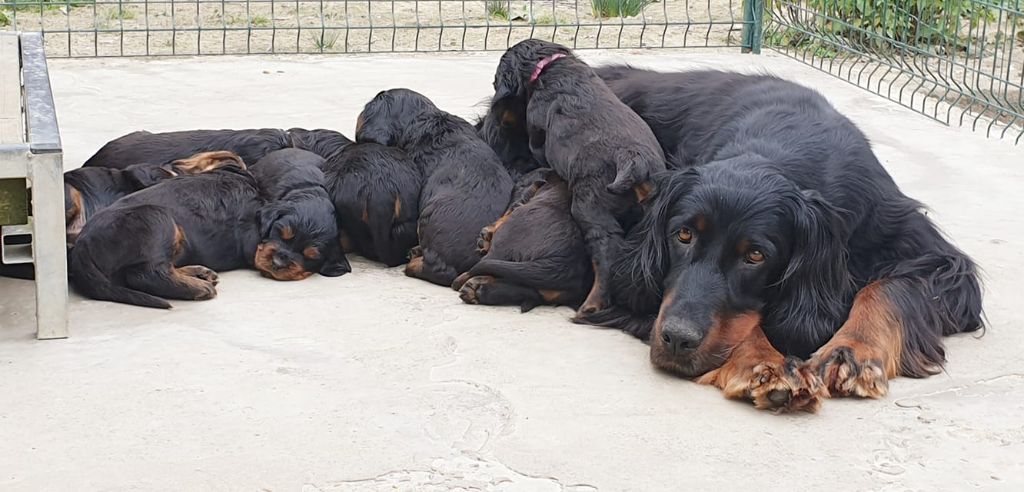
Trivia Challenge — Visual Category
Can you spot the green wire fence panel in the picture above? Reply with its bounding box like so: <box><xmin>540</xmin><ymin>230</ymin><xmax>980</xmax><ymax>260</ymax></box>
<box><xmin>0</xmin><ymin>1</ymin><xmax>753</xmax><ymax>56</ymax></box>
<box><xmin>765</xmin><ymin>0</ymin><xmax>1024</xmax><ymax>143</ymax></box>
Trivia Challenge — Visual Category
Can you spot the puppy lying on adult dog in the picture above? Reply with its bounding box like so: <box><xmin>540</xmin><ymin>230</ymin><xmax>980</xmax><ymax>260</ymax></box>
<box><xmin>356</xmin><ymin>88</ymin><xmax>513</xmax><ymax>285</ymax></box>
<box><xmin>492</xmin><ymin>40</ymin><xmax>666</xmax><ymax>318</ymax></box>
<box><xmin>578</xmin><ymin>69</ymin><xmax>983</xmax><ymax>413</ymax></box>
<box><xmin>71</xmin><ymin>149</ymin><xmax>348</xmax><ymax>308</ymax></box>
<box><xmin>453</xmin><ymin>169</ymin><xmax>591</xmax><ymax>312</ymax></box>
<box><xmin>82</xmin><ymin>129</ymin><xmax>293</xmax><ymax>169</ymax></box>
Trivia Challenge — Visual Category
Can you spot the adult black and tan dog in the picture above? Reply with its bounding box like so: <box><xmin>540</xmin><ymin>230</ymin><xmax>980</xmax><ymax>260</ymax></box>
<box><xmin>492</xmin><ymin>40</ymin><xmax>666</xmax><ymax>318</ymax></box>
<box><xmin>454</xmin><ymin>169</ymin><xmax>590</xmax><ymax>312</ymax></box>
<box><xmin>581</xmin><ymin>69</ymin><xmax>983</xmax><ymax>412</ymax></box>
<box><xmin>322</xmin><ymin>142</ymin><xmax>422</xmax><ymax>267</ymax></box>
<box><xmin>71</xmin><ymin>150</ymin><xmax>348</xmax><ymax>308</ymax></box>
<box><xmin>82</xmin><ymin>129</ymin><xmax>293</xmax><ymax>169</ymax></box>
<box><xmin>356</xmin><ymin>88</ymin><xmax>513</xmax><ymax>286</ymax></box>
<box><xmin>248</xmin><ymin>149</ymin><xmax>351</xmax><ymax>280</ymax></box>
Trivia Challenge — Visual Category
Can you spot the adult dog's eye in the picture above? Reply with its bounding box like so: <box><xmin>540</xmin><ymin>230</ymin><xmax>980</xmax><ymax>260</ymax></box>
<box><xmin>677</xmin><ymin>227</ymin><xmax>693</xmax><ymax>244</ymax></box>
<box><xmin>745</xmin><ymin>250</ymin><xmax>765</xmax><ymax>264</ymax></box>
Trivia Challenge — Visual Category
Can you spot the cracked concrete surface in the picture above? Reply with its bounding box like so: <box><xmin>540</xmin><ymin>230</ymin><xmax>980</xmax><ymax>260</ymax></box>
<box><xmin>1</xmin><ymin>50</ymin><xmax>1022</xmax><ymax>491</ymax></box>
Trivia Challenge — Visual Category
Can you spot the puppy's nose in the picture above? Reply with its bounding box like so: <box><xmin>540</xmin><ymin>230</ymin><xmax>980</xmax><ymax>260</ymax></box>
<box><xmin>660</xmin><ymin>319</ymin><xmax>703</xmax><ymax>354</ymax></box>
<box><xmin>272</xmin><ymin>255</ymin><xmax>290</xmax><ymax>271</ymax></box>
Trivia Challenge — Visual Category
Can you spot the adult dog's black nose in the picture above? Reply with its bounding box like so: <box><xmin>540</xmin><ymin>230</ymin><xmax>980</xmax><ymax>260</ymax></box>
<box><xmin>660</xmin><ymin>321</ymin><xmax>702</xmax><ymax>353</ymax></box>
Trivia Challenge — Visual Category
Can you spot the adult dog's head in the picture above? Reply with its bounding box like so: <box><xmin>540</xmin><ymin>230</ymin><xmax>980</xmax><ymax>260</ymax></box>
<box><xmin>622</xmin><ymin>158</ymin><xmax>853</xmax><ymax>377</ymax></box>
<box><xmin>355</xmin><ymin>88</ymin><xmax>439</xmax><ymax>147</ymax></box>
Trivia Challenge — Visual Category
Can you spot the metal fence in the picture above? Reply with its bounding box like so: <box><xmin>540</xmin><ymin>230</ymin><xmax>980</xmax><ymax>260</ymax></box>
<box><xmin>2</xmin><ymin>1</ymin><xmax>1021</xmax><ymax>142</ymax></box>
<box><xmin>0</xmin><ymin>1</ymin><xmax>751</xmax><ymax>56</ymax></box>
<box><xmin>766</xmin><ymin>0</ymin><xmax>1024</xmax><ymax>143</ymax></box>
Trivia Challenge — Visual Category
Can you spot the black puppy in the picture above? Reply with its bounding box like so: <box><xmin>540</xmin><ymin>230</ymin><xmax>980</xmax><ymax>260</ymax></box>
<box><xmin>71</xmin><ymin>151</ymin><xmax>348</xmax><ymax>308</ymax></box>
<box><xmin>82</xmin><ymin>129</ymin><xmax>292</xmax><ymax>169</ymax></box>
<box><xmin>287</xmin><ymin>128</ymin><xmax>354</xmax><ymax>161</ymax></box>
<box><xmin>356</xmin><ymin>88</ymin><xmax>513</xmax><ymax>286</ymax></box>
<box><xmin>585</xmin><ymin>70</ymin><xmax>983</xmax><ymax>412</ymax></box>
<box><xmin>453</xmin><ymin>169</ymin><xmax>590</xmax><ymax>312</ymax></box>
<box><xmin>65</xmin><ymin>151</ymin><xmax>243</xmax><ymax>246</ymax></box>
<box><xmin>492</xmin><ymin>40</ymin><xmax>666</xmax><ymax>318</ymax></box>
<box><xmin>248</xmin><ymin>149</ymin><xmax>350</xmax><ymax>280</ymax></box>
<box><xmin>70</xmin><ymin>163</ymin><xmax>262</xmax><ymax>308</ymax></box>
<box><xmin>322</xmin><ymin>142</ymin><xmax>422</xmax><ymax>267</ymax></box>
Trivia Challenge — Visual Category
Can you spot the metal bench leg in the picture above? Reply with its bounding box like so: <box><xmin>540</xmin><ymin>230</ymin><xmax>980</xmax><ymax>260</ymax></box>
<box><xmin>29</xmin><ymin>152</ymin><xmax>68</xmax><ymax>339</ymax></box>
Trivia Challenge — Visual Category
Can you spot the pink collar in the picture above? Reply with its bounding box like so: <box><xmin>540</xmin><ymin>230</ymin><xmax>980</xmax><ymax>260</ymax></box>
<box><xmin>529</xmin><ymin>53</ymin><xmax>567</xmax><ymax>84</ymax></box>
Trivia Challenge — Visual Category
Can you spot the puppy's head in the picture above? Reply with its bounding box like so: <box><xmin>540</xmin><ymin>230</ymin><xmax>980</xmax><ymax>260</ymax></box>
<box><xmin>355</xmin><ymin>88</ymin><xmax>439</xmax><ymax>146</ymax></box>
<box><xmin>493</xmin><ymin>39</ymin><xmax>573</xmax><ymax>102</ymax></box>
<box><xmin>254</xmin><ymin>198</ymin><xmax>350</xmax><ymax>281</ymax></box>
<box><xmin>628</xmin><ymin>161</ymin><xmax>852</xmax><ymax>377</ymax></box>
<box><xmin>476</xmin><ymin>96</ymin><xmax>539</xmax><ymax>175</ymax></box>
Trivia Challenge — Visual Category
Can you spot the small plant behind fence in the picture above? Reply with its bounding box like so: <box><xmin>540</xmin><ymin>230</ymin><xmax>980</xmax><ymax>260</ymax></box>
<box><xmin>0</xmin><ymin>1</ymin><xmax>750</xmax><ymax>57</ymax></box>
<box><xmin>765</xmin><ymin>0</ymin><xmax>1024</xmax><ymax>143</ymax></box>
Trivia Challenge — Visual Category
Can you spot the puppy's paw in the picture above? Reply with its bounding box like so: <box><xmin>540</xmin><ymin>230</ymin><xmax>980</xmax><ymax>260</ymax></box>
<box><xmin>806</xmin><ymin>346</ymin><xmax>889</xmax><ymax>399</ymax></box>
<box><xmin>180</xmin><ymin>265</ymin><xmax>219</xmax><ymax>286</ymax></box>
<box><xmin>458</xmin><ymin>276</ymin><xmax>494</xmax><ymax>305</ymax></box>
<box><xmin>476</xmin><ymin>227</ymin><xmax>495</xmax><ymax>256</ymax></box>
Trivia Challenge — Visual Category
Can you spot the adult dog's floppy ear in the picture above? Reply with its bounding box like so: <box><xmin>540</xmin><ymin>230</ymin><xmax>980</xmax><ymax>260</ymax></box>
<box><xmin>319</xmin><ymin>239</ymin><xmax>352</xmax><ymax>277</ymax></box>
<box><xmin>764</xmin><ymin>188</ymin><xmax>855</xmax><ymax>351</ymax></box>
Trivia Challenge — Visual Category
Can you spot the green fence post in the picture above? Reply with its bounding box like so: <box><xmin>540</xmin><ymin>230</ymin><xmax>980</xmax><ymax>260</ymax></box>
<box><xmin>742</xmin><ymin>0</ymin><xmax>765</xmax><ymax>54</ymax></box>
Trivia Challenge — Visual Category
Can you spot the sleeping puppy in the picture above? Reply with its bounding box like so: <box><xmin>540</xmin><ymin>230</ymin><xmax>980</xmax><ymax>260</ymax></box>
<box><xmin>356</xmin><ymin>88</ymin><xmax>513</xmax><ymax>286</ymax></box>
<box><xmin>0</xmin><ymin>152</ymin><xmax>242</xmax><ymax>281</ymax></box>
<box><xmin>453</xmin><ymin>169</ymin><xmax>591</xmax><ymax>312</ymax></box>
<box><xmin>492</xmin><ymin>39</ymin><xmax>666</xmax><ymax>318</ymax></box>
<box><xmin>248</xmin><ymin>149</ymin><xmax>351</xmax><ymax>280</ymax></box>
<box><xmin>65</xmin><ymin>151</ymin><xmax>243</xmax><ymax>246</ymax></box>
<box><xmin>322</xmin><ymin>142</ymin><xmax>422</xmax><ymax>267</ymax></box>
<box><xmin>70</xmin><ymin>151</ymin><xmax>348</xmax><ymax>308</ymax></box>
<box><xmin>82</xmin><ymin>128</ymin><xmax>292</xmax><ymax>169</ymax></box>
<box><xmin>287</xmin><ymin>128</ymin><xmax>354</xmax><ymax>162</ymax></box>
<box><xmin>70</xmin><ymin>162</ymin><xmax>263</xmax><ymax>308</ymax></box>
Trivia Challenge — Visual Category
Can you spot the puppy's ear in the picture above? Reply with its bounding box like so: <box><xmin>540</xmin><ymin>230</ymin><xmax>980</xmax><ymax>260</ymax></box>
<box><xmin>319</xmin><ymin>239</ymin><xmax>351</xmax><ymax>277</ymax></box>
<box><xmin>355</xmin><ymin>93</ymin><xmax>400</xmax><ymax>146</ymax></box>
<box><xmin>766</xmin><ymin>189</ymin><xmax>855</xmax><ymax>345</ymax></box>
<box><xmin>123</xmin><ymin>164</ymin><xmax>176</xmax><ymax>189</ymax></box>
<box><xmin>258</xmin><ymin>204</ymin><xmax>287</xmax><ymax>239</ymax></box>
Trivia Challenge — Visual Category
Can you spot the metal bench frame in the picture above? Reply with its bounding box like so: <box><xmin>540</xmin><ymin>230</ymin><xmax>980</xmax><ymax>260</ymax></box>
<box><xmin>0</xmin><ymin>32</ymin><xmax>69</xmax><ymax>339</ymax></box>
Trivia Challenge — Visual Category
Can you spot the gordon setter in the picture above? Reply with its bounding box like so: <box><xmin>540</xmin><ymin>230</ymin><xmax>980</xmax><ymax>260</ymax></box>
<box><xmin>322</xmin><ymin>142</ymin><xmax>422</xmax><ymax>267</ymax></box>
<box><xmin>248</xmin><ymin>149</ymin><xmax>351</xmax><ymax>280</ymax></box>
<box><xmin>70</xmin><ymin>160</ymin><xmax>261</xmax><ymax>308</ymax></box>
<box><xmin>355</xmin><ymin>88</ymin><xmax>513</xmax><ymax>286</ymax></box>
<box><xmin>81</xmin><ymin>128</ymin><xmax>293</xmax><ymax>169</ymax></box>
<box><xmin>492</xmin><ymin>40</ymin><xmax>665</xmax><ymax>318</ymax></box>
<box><xmin>64</xmin><ymin>151</ymin><xmax>243</xmax><ymax>246</ymax></box>
<box><xmin>581</xmin><ymin>69</ymin><xmax>983</xmax><ymax>412</ymax></box>
<box><xmin>71</xmin><ymin>150</ymin><xmax>348</xmax><ymax>308</ymax></box>
<box><xmin>453</xmin><ymin>169</ymin><xmax>591</xmax><ymax>312</ymax></box>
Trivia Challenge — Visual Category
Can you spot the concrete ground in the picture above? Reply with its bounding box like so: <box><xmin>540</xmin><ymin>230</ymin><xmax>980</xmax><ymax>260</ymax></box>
<box><xmin>1</xmin><ymin>50</ymin><xmax>1022</xmax><ymax>491</ymax></box>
